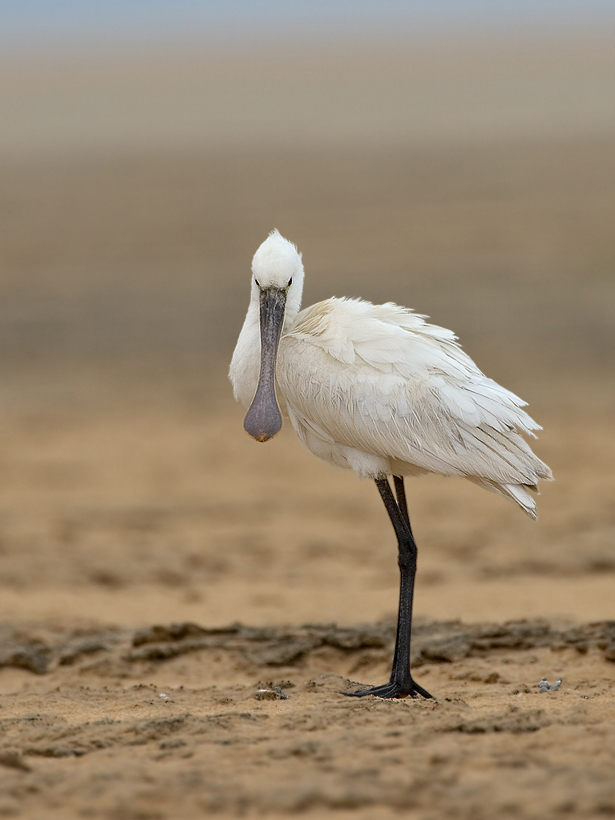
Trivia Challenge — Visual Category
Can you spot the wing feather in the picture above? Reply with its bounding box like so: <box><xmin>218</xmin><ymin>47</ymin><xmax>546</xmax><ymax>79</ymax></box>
<box><xmin>279</xmin><ymin>298</ymin><xmax>551</xmax><ymax>491</ymax></box>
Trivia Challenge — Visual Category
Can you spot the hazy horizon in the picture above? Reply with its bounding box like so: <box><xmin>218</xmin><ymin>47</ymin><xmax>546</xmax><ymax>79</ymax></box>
<box><xmin>2</xmin><ymin>0</ymin><xmax>615</xmax><ymax>53</ymax></box>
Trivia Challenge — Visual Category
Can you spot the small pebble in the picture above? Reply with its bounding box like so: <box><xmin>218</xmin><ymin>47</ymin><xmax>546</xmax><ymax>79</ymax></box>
<box><xmin>539</xmin><ymin>678</ymin><xmax>562</xmax><ymax>693</ymax></box>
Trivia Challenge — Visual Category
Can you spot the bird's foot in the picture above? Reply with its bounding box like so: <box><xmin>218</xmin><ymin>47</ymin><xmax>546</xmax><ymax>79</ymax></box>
<box><xmin>344</xmin><ymin>678</ymin><xmax>433</xmax><ymax>700</ymax></box>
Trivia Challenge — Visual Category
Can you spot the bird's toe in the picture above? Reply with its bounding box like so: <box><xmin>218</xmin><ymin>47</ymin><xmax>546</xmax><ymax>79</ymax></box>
<box><xmin>343</xmin><ymin>680</ymin><xmax>433</xmax><ymax>700</ymax></box>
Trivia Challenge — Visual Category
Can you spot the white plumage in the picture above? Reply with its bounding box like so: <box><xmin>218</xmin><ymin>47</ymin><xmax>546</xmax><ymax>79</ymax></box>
<box><xmin>230</xmin><ymin>230</ymin><xmax>551</xmax><ymax>518</ymax></box>
<box><xmin>230</xmin><ymin>230</ymin><xmax>552</xmax><ymax>699</ymax></box>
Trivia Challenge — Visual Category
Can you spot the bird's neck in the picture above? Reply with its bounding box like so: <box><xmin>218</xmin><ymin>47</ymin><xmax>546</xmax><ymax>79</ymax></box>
<box><xmin>284</xmin><ymin>278</ymin><xmax>303</xmax><ymax>329</ymax></box>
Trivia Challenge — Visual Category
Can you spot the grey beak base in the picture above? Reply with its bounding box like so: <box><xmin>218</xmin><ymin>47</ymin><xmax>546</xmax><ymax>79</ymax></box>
<box><xmin>243</xmin><ymin>287</ymin><xmax>286</xmax><ymax>442</ymax></box>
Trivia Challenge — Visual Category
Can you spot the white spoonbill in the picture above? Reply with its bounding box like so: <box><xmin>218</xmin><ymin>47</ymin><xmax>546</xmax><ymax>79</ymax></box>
<box><xmin>230</xmin><ymin>230</ymin><xmax>552</xmax><ymax>699</ymax></box>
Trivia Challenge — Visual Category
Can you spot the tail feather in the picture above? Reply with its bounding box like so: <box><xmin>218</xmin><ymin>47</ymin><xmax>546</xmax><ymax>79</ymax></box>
<box><xmin>466</xmin><ymin>476</ymin><xmax>541</xmax><ymax>519</ymax></box>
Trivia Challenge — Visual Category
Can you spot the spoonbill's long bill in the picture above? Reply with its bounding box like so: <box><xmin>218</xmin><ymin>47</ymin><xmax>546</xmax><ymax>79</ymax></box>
<box><xmin>230</xmin><ymin>230</ymin><xmax>552</xmax><ymax>699</ymax></box>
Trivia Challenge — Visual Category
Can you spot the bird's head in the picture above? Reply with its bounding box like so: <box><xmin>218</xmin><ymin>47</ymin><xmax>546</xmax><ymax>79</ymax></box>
<box><xmin>251</xmin><ymin>229</ymin><xmax>304</xmax><ymax>313</ymax></box>
<box><xmin>244</xmin><ymin>230</ymin><xmax>304</xmax><ymax>443</ymax></box>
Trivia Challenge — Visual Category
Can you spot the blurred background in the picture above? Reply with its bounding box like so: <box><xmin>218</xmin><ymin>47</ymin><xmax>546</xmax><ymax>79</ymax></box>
<box><xmin>0</xmin><ymin>1</ymin><xmax>613</xmax><ymax>628</ymax></box>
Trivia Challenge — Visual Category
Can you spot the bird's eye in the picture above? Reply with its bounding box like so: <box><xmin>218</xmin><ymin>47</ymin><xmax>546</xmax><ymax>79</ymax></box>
<box><xmin>287</xmin><ymin>278</ymin><xmax>293</xmax><ymax>287</ymax></box>
<box><xmin>254</xmin><ymin>278</ymin><xmax>261</xmax><ymax>288</ymax></box>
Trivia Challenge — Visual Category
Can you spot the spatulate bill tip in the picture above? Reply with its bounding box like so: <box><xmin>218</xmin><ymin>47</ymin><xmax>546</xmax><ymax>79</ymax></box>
<box><xmin>243</xmin><ymin>404</ymin><xmax>282</xmax><ymax>442</ymax></box>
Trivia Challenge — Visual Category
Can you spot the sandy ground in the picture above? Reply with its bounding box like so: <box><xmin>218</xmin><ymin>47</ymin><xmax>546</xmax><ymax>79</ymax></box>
<box><xmin>1</xmin><ymin>35</ymin><xmax>615</xmax><ymax>820</ymax></box>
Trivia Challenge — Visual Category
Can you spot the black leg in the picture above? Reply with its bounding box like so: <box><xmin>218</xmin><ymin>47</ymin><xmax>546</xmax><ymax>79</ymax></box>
<box><xmin>393</xmin><ymin>475</ymin><xmax>411</xmax><ymax>535</ymax></box>
<box><xmin>345</xmin><ymin>476</ymin><xmax>433</xmax><ymax>700</ymax></box>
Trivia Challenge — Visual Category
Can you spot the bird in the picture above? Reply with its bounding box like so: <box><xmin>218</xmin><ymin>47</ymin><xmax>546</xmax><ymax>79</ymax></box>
<box><xmin>229</xmin><ymin>229</ymin><xmax>552</xmax><ymax>699</ymax></box>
